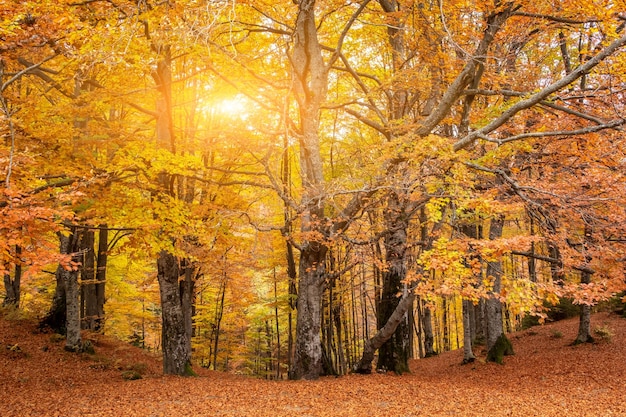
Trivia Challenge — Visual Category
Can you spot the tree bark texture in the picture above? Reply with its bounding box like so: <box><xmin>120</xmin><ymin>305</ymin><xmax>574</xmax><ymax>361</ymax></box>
<box><xmin>157</xmin><ymin>250</ymin><xmax>193</xmax><ymax>375</ymax></box>
<box><xmin>422</xmin><ymin>304</ymin><xmax>436</xmax><ymax>357</ymax></box>
<box><xmin>485</xmin><ymin>216</ymin><xmax>513</xmax><ymax>361</ymax></box>
<box><xmin>80</xmin><ymin>230</ymin><xmax>97</xmax><ymax>330</ymax></box>
<box><xmin>2</xmin><ymin>246</ymin><xmax>21</xmax><ymax>307</ymax></box>
<box><xmin>462</xmin><ymin>299</ymin><xmax>476</xmax><ymax>363</ymax></box>
<box><xmin>290</xmin><ymin>0</ymin><xmax>329</xmax><ymax>380</ymax></box>
<box><xmin>292</xmin><ymin>245</ymin><xmax>326</xmax><ymax>379</ymax></box>
<box><xmin>376</xmin><ymin>202</ymin><xmax>411</xmax><ymax>373</ymax></box>
<box><xmin>94</xmin><ymin>225</ymin><xmax>108</xmax><ymax>331</ymax></box>
<box><xmin>575</xmin><ymin>223</ymin><xmax>595</xmax><ymax>344</ymax></box>
<box><xmin>63</xmin><ymin>228</ymin><xmax>82</xmax><ymax>352</ymax></box>
<box><xmin>40</xmin><ymin>235</ymin><xmax>68</xmax><ymax>333</ymax></box>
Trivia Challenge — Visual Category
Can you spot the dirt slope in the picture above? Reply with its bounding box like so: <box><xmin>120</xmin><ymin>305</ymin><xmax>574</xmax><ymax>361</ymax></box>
<box><xmin>1</xmin><ymin>311</ymin><xmax>625</xmax><ymax>417</ymax></box>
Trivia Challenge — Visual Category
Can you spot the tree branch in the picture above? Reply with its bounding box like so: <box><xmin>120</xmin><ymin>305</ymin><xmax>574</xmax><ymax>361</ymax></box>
<box><xmin>454</xmin><ymin>33</ymin><xmax>626</xmax><ymax>151</ymax></box>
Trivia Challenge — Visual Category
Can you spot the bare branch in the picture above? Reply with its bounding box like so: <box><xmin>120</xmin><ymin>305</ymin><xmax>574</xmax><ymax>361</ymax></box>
<box><xmin>454</xmin><ymin>33</ymin><xmax>626</xmax><ymax>151</ymax></box>
<box><xmin>486</xmin><ymin>118</ymin><xmax>626</xmax><ymax>145</ymax></box>
<box><xmin>1</xmin><ymin>55</ymin><xmax>57</xmax><ymax>92</ymax></box>
<box><xmin>513</xmin><ymin>11</ymin><xmax>602</xmax><ymax>25</ymax></box>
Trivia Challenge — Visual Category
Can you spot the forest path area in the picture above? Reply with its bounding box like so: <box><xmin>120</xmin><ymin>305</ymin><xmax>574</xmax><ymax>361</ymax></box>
<box><xmin>1</xmin><ymin>311</ymin><xmax>625</xmax><ymax>417</ymax></box>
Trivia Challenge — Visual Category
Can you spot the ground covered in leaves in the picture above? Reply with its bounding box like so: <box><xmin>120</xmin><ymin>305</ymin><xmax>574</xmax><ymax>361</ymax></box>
<box><xmin>1</xmin><ymin>311</ymin><xmax>625</xmax><ymax>417</ymax></box>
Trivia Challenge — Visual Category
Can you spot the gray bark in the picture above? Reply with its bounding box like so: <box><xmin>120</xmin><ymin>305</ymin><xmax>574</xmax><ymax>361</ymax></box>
<box><xmin>80</xmin><ymin>230</ymin><xmax>97</xmax><ymax>330</ymax></box>
<box><xmin>290</xmin><ymin>0</ymin><xmax>328</xmax><ymax>380</ymax></box>
<box><xmin>485</xmin><ymin>216</ymin><xmax>514</xmax><ymax>363</ymax></box>
<box><xmin>575</xmin><ymin>224</ymin><xmax>594</xmax><ymax>344</ymax></box>
<box><xmin>63</xmin><ymin>229</ymin><xmax>82</xmax><ymax>352</ymax></box>
<box><xmin>422</xmin><ymin>305</ymin><xmax>435</xmax><ymax>357</ymax></box>
<box><xmin>157</xmin><ymin>250</ymin><xmax>192</xmax><ymax>375</ymax></box>
<box><xmin>462</xmin><ymin>299</ymin><xmax>476</xmax><ymax>363</ymax></box>
<box><xmin>292</xmin><ymin>247</ymin><xmax>326</xmax><ymax>379</ymax></box>
<box><xmin>376</xmin><ymin>197</ymin><xmax>411</xmax><ymax>373</ymax></box>
<box><xmin>40</xmin><ymin>235</ymin><xmax>67</xmax><ymax>333</ymax></box>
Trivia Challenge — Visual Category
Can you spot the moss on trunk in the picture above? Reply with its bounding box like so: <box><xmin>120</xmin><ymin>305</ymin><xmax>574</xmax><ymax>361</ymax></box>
<box><xmin>486</xmin><ymin>333</ymin><xmax>514</xmax><ymax>364</ymax></box>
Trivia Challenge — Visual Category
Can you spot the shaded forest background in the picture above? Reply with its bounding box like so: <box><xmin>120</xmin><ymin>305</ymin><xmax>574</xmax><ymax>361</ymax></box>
<box><xmin>1</xmin><ymin>0</ymin><xmax>626</xmax><ymax>380</ymax></box>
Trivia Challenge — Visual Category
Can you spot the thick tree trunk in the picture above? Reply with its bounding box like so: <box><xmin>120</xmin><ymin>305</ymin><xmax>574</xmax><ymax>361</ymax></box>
<box><xmin>376</xmin><ymin>197</ymin><xmax>411</xmax><ymax>374</ymax></box>
<box><xmin>292</xmin><ymin>245</ymin><xmax>326</xmax><ymax>379</ymax></box>
<box><xmin>485</xmin><ymin>216</ymin><xmax>513</xmax><ymax>362</ymax></box>
<box><xmin>181</xmin><ymin>261</ymin><xmax>195</xmax><ymax>348</ymax></box>
<box><xmin>80</xmin><ymin>230</ymin><xmax>97</xmax><ymax>330</ymax></box>
<box><xmin>157</xmin><ymin>250</ymin><xmax>193</xmax><ymax>375</ymax></box>
<box><xmin>63</xmin><ymin>229</ymin><xmax>82</xmax><ymax>352</ymax></box>
<box><xmin>575</xmin><ymin>224</ymin><xmax>594</xmax><ymax>344</ymax></box>
<box><xmin>474</xmin><ymin>299</ymin><xmax>486</xmax><ymax>345</ymax></box>
<box><xmin>459</xmin><ymin>219</ymin><xmax>481</xmax><ymax>355</ymax></box>
<box><xmin>574</xmin><ymin>270</ymin><xmax>594</xmax><ymax>344</ymax></box>
<box><xmin>462</xmin><ymin>299</ymin><xmax>476</xmax><ymax>363</ymax></box>
<box><xmin>422</xmin><ymin>305</ymin><xmax>436</xmax><ymax>357</ymax></box>
<box><xmin>40</xmin><ymin>235</ymin><xmax>67</xmax><ymax>333</ymax></box>
<box><xmin>289</xmin><ymin>0</ymin><xmax>329</xmax><ymax>381</ymax></box>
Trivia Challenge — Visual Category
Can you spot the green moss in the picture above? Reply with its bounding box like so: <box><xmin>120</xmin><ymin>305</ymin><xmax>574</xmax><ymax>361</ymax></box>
<box><xmin>49</xmin><ymin>333</ymin><xmax>65</xmax><ymax>343</ymax></box>
<box><xmin>486</xmin><ymin>334</ymin><xmax>514</xmax><ymax>365</ymax></box>
<box><xmin>121</xmin><ymin>370</ymin><xmax>142</xmax><ymax>380</ymax></box>
<box><xmin>594</xmin><ymin>324</ymin><xmax>614</xmax><ymax>342</ymax></box>
<box><xmin>550</xmin><ymin>330</ymin><xmax>563</xmax><ymax>339</ymax></box>
<box><xmin>183</xmin><ymin>361</ymin><xmax>197</xmax><ymax>377</ymax></box>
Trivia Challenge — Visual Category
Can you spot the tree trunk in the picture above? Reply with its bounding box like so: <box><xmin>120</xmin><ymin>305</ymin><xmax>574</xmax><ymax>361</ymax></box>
<box><xmin>442</xmin><ymin>297</ymin><xmax>450</xmax><ymax>351</ymax></box>
<box><xmin>94</xmin><ymin>225</ymin><xmax>108</xmax><ymax>331</ymax></box>
<box><xmin>2</xmin><ymin>246</ymin><xmax>21</xmax><ymax>307</ymax></box>
<box><xmin>422</xmin><ymin>304</ymin><xmax>436</xmax><ymax>357</ymax></box>
<box><xmin>459</xmin><ymin>218</ymin><xmax>482</xmax><ymax>354</ymax></box>
<box><xmin>212</xmin><ymin>268</ymin><xmax>227</xmax><ymax>370</ymax></box>
<box><xmin>290</xmin><ymin>0</ymin><xmax>329</xmax><ymax>381</ymax></box>
<box><xmin>181</xmin><ymin>261</ymin><xmax>195</xmax><ymax>349</ymax></box>
<box><xmin>462</xmin><ymin>299</ymin><xmax>476</xmax><ymax>363</ymax></box>
<box><xmin>485</xmin><ymin>216</ymin><xmax>513</xmax><ymax>362</ymax></box>
<box><xmin>353</xmin><ymin>293</ymin><xmax>415</xmax><ymax>374</ymax></box>
<box><xmin>574</xmin><ymin>223</ymin><xmax>595</xmax><ymax>344</ymax></box>
<box><xmin>474</xmin><ymin>299</ymin><xmax>486</xmax><ymax>345</ymax></box>
<box><xmin>292</xmin><ymin>245</ymin><xmax>326</xmax><ymax>379</ymax></box>
<box><xmin>157</xmin><ymin>250</ymin><xmax>193</xmax><ymax>375</ymax></box>
<box><xmin>40</xmin><ymin>235</ymin><xmax>67</xmax><ymax>333</ymax></box>
<box><xmin>64</xmin><ymin>228</ymin><xmax>82</xmax><ymax>352</ymax></box>
<box><xmin>376</xmin><ymin>195</ymin><xmax>411</xmax><ymax>374</ymax></box>
<box><xmin>80</xmin><ymin>230</ymin><xmax>97</xmax><ymax>330</ymax></box>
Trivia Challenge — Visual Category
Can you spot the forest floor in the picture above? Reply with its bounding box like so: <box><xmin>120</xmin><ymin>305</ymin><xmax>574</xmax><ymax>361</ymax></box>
<box><xmin>1</xmin><ymin>311</ymin><xmax>625</xmax><ymax>417</ymax></box>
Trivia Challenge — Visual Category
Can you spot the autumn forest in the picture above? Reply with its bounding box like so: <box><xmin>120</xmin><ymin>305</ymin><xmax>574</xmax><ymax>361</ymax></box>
<box><xmin>1</xmin><ymin>0</ymin><xmax>626</xmax><ymax>389</ymax></box>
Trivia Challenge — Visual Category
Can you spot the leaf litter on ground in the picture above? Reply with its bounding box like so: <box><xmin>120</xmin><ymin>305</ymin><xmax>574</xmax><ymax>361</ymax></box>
<box><xmin>1</xmin><ymin>311</ymin><xmax>625</xmax><ymax>416</ymax></box>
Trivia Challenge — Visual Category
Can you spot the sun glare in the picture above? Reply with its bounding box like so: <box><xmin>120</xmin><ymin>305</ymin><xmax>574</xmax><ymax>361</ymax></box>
<box><xmin>216</xmin><ymin>97</ymin><xmax>247</xmax><ymax>116</ymax></box>
<box><xmin>199</xmin><ymin>95</ymin><xmax>249</xmax><ymax>122</ymax></box>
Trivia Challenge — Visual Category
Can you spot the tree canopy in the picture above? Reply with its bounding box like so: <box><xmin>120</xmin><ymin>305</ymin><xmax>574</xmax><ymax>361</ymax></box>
<box><xmin>1</xmin><ymin>0</ymin><xmax>625</xmax><ymax>379</ymax></box>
